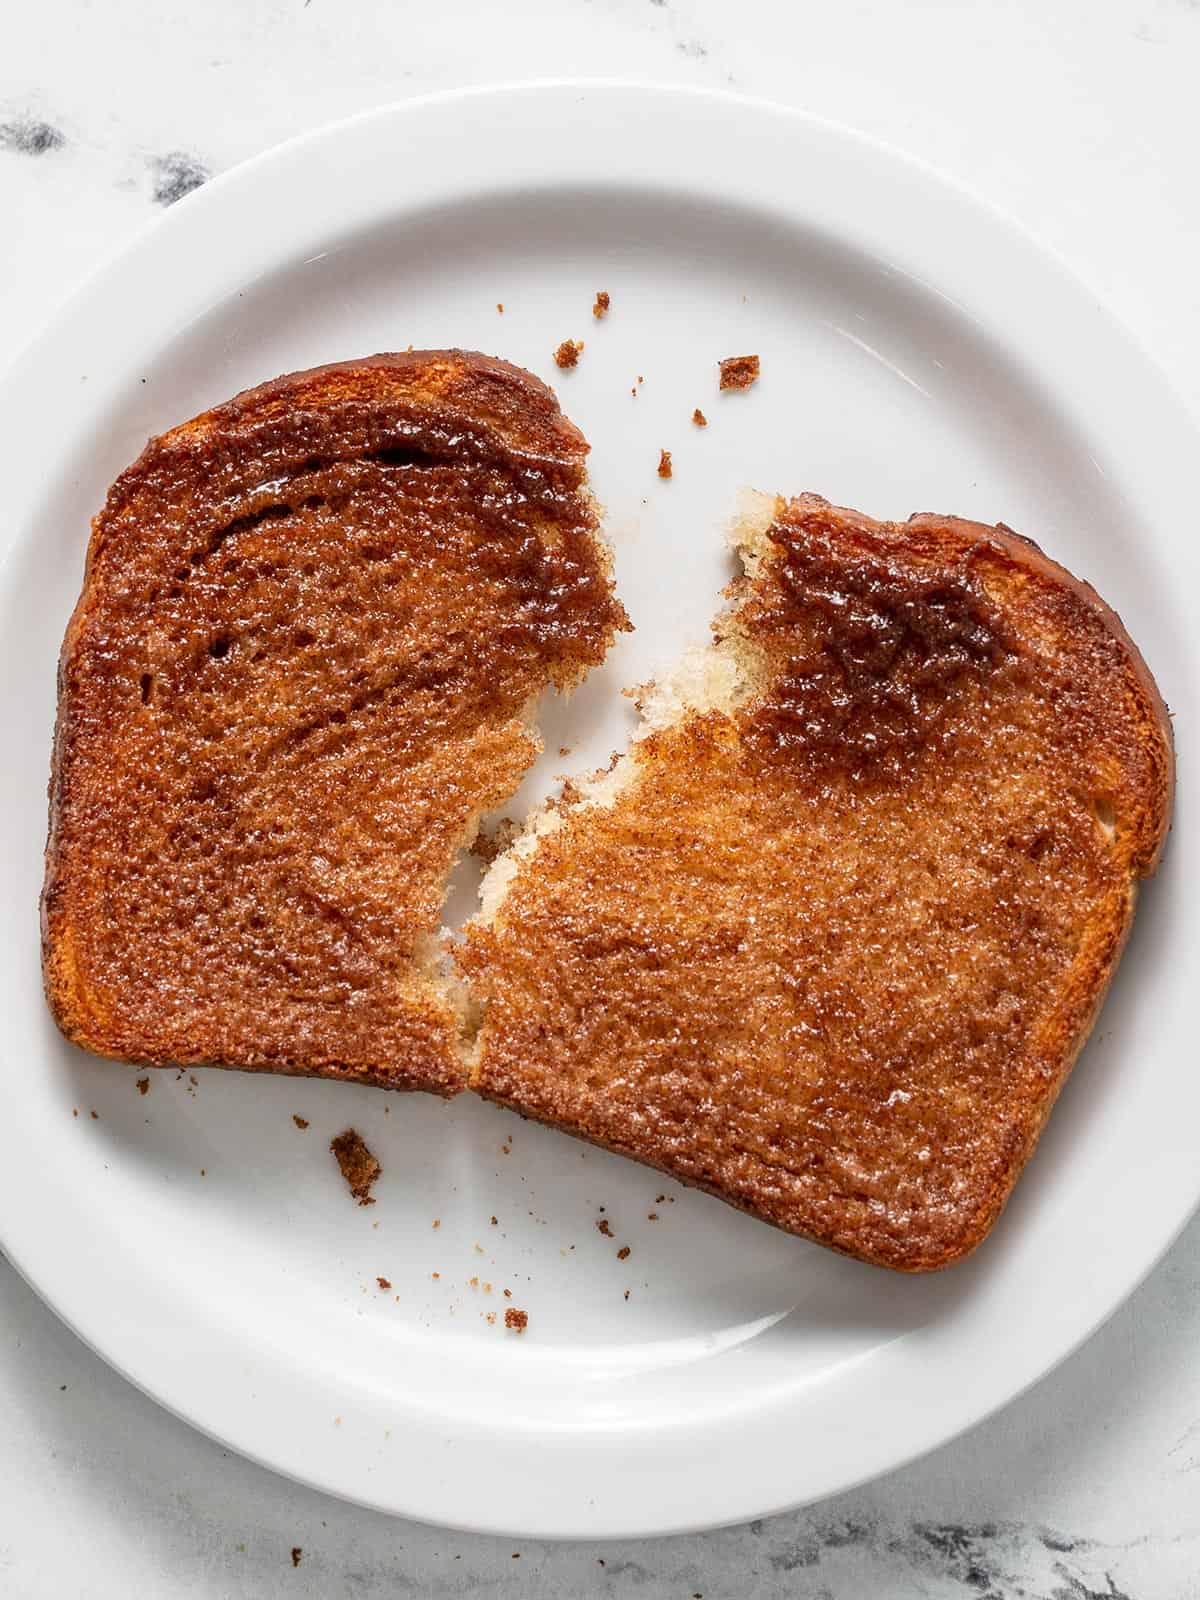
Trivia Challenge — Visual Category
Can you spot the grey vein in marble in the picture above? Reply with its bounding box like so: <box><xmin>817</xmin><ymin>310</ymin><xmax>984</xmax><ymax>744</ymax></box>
<box><xmin>0</xmin><ymin>113</ymin><xmax>65</xmax><ymax>155</ymax></box>
<box><xmin>149</xmin><ymin>149</ymin><xmax>210</xmax><ymax>206</ymax></box>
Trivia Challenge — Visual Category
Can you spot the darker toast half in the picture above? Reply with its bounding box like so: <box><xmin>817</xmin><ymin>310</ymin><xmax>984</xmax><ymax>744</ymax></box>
<box><xmin>43</xmin><ymin>350</ymin><xmax>628</xmax><ymax>1091</ymax></box>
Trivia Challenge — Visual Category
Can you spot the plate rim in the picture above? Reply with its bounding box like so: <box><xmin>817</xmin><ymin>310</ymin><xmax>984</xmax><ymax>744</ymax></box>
<box><xmin>0</xmin><ymin>78</ymin><xmax>1196</xmax><ymax>1538</ymax></box>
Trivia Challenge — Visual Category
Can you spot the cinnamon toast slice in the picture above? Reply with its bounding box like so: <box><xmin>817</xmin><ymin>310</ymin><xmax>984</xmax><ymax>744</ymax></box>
<box><xmin>43</xmin><ymin>351</ymin><xmax>627</xmax><ymax>1091</ymax></box>
<box><xmin>461</xmin><ymin>493</ymin><xmax>1173</xmax><ymax>1268</ymax></box>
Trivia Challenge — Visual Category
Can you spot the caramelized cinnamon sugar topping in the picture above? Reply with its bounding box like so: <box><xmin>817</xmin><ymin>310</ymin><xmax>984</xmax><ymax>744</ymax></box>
<box><xmin>463</xmin><ymin>495</ymin><xmax>1172</xmax><ymax>1269</ymax></box>
<box><xmin>44</xmin><ymin>352</ymin><xmax>627</xmax><ymax>1089</ymax></box>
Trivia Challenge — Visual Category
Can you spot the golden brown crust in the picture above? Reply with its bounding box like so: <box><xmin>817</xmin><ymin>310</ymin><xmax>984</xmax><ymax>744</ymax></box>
<box><xmin>464</xmin><ymin>494</ymin><xmax>1174</xmax><ymax>1270</ymax></box>
<box><xmin>43</xmin><ymin>350</ymin><xmax>627</xmax><ymax>1090</ymax></box>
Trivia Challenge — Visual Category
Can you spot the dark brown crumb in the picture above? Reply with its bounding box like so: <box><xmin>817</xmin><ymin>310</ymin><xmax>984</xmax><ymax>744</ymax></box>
<box><xmin>647</xmin><ymin>1212</ymin><xmax>659</xmax><ymax>1221</ymax></box>
<box><xmin>505</xmin><ymin>1308</ymin><xmax>528</xmax><ymax>1332</ymax></box>
<box><xmin>200</xmin><ymin>1169</ymin><xmax>206</xmax><ymax>1177</ymax></box>
<box><xmin>503</xmin><ymin>1287</ymin><xmax>512</xmax><ymax>1298</ymax></box>
<box><xmin>291</xmin><ymin>1547</ymin><xmax>302</xmax><ymax>1568</ymax></box>
<box><xmin>656</xmin><ymin>1195</ymin><xmax>666</xmax><ymax>1203</ymax></box>
<box><xmin>90</xmin><ymin>1110</ymin><xmax>98</xmax><ymax>1120</ymax></box>
<box><xmin>72</xmin><ymin>1108</ymin><xmax>78</xmax><ymax>1117</ymax></box>
<box><xmin>136</xmin><ymin>1076</ymin><xmax>149</xmax><ymax>1095</ymax></box>
<box><xmin>512</xmin><ymin>1551</ymin><xmax>521</xmax><ymax>1559</ymax></box>
<box><xmin>330</xmin><ymin>1129</ymin><xmax>380</xmax><ymax>1206</ymax></box>
<box><xmin>624</xmin><ymin>1289</ymin><xmax>631</xmax><ymax>1300</ymax></box>
<box><xmin>490</xmin><ymin>1215</ymin><xmax>498</xmax><ymax>1226</ymax></box>
<box><xmin>657</xmin><ymin>449</ymin><xmax>673</xmax><ymax>480</ymax></box>
<box><xmin>593</xmin><ymin>290</ymin><xmax>610</xmax><ymax>319</ymax></box>
<box><xmin>617</xmin><ymin>1245</ymin><xmax>631</xmax><ymax>1260</ymax></box>
<box><xmin>292</xmin><ymin>1114</ymin><xmax>309</xmax><ymax>1130</ymax></box>
<box><xmin>376</xmin><ymin>1276</ymin><xmax>391</xmax><ymax>1290</ymax></box>
<box><xmin>692</xmin><ymin>408</ymin><xmax>708</xmax><ymax>427</ymax></box>
<box><xmin>596</xmin><ymin>1217</ymin><xmax>614</xmax><ymax>1238</ymax></box>
<box><xmin>637</xmin><ymin>375</ymin><xmax>644</xmax><ymax>384</ymax></box>
<box><xmin>553</xmin><ymin>339</ymin><xmax>583</xmax><ymax>369</ymax></box>
<box><xmin>719</xmin><ymin>354</ymin><xmax>760</xmax><ymax>390</ymax></box>
<box><xmin>558</xmin><ymin>745</ymin><xmax>571</xmax><ymax>757</ymax></box>
<box><xmin>471</xmin><ymin>817</ymin><xmax>520</xmax><ymax>866</ymax></box>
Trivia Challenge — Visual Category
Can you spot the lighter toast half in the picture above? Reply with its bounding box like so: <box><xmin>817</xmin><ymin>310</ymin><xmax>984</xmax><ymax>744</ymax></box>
<box><xmin>462</xmin><ymin>493</ymin><xmax>1173</xmax><ymax>1268</ymax></box>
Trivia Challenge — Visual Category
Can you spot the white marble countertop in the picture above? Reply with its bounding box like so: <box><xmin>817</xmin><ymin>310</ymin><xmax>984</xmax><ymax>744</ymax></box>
<box><xmin>3</xmin><ymin>2</ymin><xmax>1199</xmax><ymax>1594</ymax></box>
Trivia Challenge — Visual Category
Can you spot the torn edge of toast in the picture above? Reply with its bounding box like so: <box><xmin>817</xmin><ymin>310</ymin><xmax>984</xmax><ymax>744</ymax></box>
<box><xmin>468</xmin><ymin>488</ymin><xmax>780</xmax><ymax>951</ymax></box>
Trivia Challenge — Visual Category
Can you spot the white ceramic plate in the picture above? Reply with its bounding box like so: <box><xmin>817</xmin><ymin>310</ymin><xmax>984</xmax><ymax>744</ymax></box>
<box><xmin>0</xmin><ymin>83</ymin><xmax>1195</xmax><ymax>1539</ymax></box>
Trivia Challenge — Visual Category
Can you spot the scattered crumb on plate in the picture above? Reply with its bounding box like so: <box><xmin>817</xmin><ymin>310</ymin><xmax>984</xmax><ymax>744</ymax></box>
<box><xmin>719</xmin><ymin>353</ymin><xmax>760</xmax><ymax>390</ymax></box>
<box><xmin>657</xmin><ymin>448</ymin><xmax>673</xmax><ymax>479</ymax></box>
<box><xmin>471</xmin><ymin>817</ymin><xmax>519</xmax><ymax>866</ymax></box>
<box><xmin>692</xmin><ymin>408</ymin><xmax>707</xmax><ymax>427</ymax></box>
<box><xmin>330</xmin><ymin>1129</ymin><xmax>380</xmax><ymax>1206</ymax></box>
<box><xmin>292</xmin><ymin>1114</ymin><xmax>309</xmax><ymax>1130</ymax></box>
<box><xmin>505</xmin><ymin>1307</ymin><xmax>528</xmax><ymax>1332</ymax></box>
<box><xmin>617</xmin><ymin>1245</ymin><xmax>631</xmax><ymax>1260</ymax></box>
<box><xmin>376</xmin><ymin>1276</ymin><xmax>391</xmax><ymax>1290</ymax></box>
<box><xmin>593</xmin><ymin>290</ymin><xmax>610</xmax><ymax>318</ymax></box>
<box><xmin>291</xmin><ymin>1548</ymin><xmax>302</xmax><ymax>1568</ymax></box>
<box><xmin>597</xmin><ymin>1217</ymin><xmax>614</xmax><ymax>1238</ymax></box>
<box><xmin>496</xmin><ymin>302</ymin><xmax>504</xmax><ymax>313</ymax></box>
<box><xmin>553</xmin><ymin>338</ymin><xmax>583</xmax><ymax>369</ymax></box>
<box><xmin>136</xmin><ymin>1076</ymin><xmax>150</xmax><ymax>1096</ymax></box>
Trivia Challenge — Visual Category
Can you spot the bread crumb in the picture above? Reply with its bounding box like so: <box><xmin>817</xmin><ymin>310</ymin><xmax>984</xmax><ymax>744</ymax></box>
<box><xmin>432</xmin><ymin>1218</ymin><xmax>441</xmax><ymax>1229</ymax></box>
<box><xmin>624</xmin><ymin>1289</ymin><xmax>631</xmax><ymax>1300</ymax></box>
<box><xmin>471</xmin><ymin>816</ymin><xmax>519</xmax><ymax>866</ymax></box>
<box><xmin>692</xmin><ymin>408</ymin><xmax>707</xmax><ymax>427</ymax></box>
<box><xmin>496</xmin><ymin>302</ymin><xmax>504</xmax><ymax>313</ymax></box>
<box><xmin>72</xmin><ymin>1108</ymin><xmax>78</xmax><ymax>1117</ymax></box>
<box><xmin>291</xmin><ymin>1548</ymin><xmax>302</xmax><ymax>1568</ymax></box>
<box><xmin>90</xmin><ymin>1110</ymin><xmax>98</xmax><ymax>1119</ymax></box>
<box><xmin>719</xmin><ymin>354</ymin><xmax>760</xmax><ymax>390</ymax></box>
<box><xmin>330</xmin><ymin>1129</ymin><xmax>380</xmax><ymax>1206</ymax></box>
<box><xmin>647</xmin><ymin>1212</ymin><xmax>658</xmax><ymax>1221</ymax></box>
<box><xmin>136</xmin><ymin>1076</ymin><xmax>150</xmax><ymax>1096</ymax></box>
<box><xmin>617</xmin><ymin>1245</ymin><xmax>631</xmax><ymax>1260</ymax></box>
<box><xmin>292</xmin><ymin>1114</ymin><xmax>309</xmax><ymax>1130</ymax></box>
<box><xmin>474</xmin><ymin>1242</ymin><xmax>484</xmax><ymax>1254</ymax></box>
<box><xmin>376</xmin><ymin>1276</ymin><xmax>391</xmax><ymax>1290</ymax></box>
<box><xmin>593</xmin><ymin>290</ymin><xmax>610</xmax><ymax>318</ymax></box>
<box><xmin>657</xmin><ymin>449</ymin><xmax>673</xmax><ymax>480</ymax></box>
<box><xmin>431</xmin><ymin>1272</ymin><xmax>440</xmax><ymax>1280</ymax></box>
<box><xmin>553</xmin><ymin>339</ymin><xmax>583</xmax><ymax>369</ymax></box>
<box><xmin>656</xmin><ymin>1194</ymin><xmax>666</xmax><ymax>1203</ymax></box>
<box><xmin>505</xmin><ymin>1308</ymin><xmax>528</xmax><ymax>1332</ymax></box>
<box><xmin>483</xmin><ymin>1282</ymin><xmax>493</xmax><ymax>1293</ymax></box>
<box><xmin>596</xmin><ymin>1217</ymin><xmax>614</xmax><ymax>1238</ymax></box>
<box><xmin>503</xmin><ymin>1287</ymin><xmax>512</xmax><ymax>1298</ymax></box>
<box><xmin>469</xmin><ymin>1275</ymin><xmax>479</xmax><ymax>1288</ymax></box>
<box><xmin>490</xmin><ymin>1215</ymin><xmax>498</xmax><ymax>1226</ymax></box>
<box><xmin>486</xmin><ymin>1311</ymin><xmax>496</xmax><ymax>1325</ymax></box>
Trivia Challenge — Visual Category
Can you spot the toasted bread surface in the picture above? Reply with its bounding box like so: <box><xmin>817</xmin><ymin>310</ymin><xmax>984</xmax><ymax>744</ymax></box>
<box><xmin>462</xmin><ymin>494</ymin><xmax>1173</xmax><ymax>1268</ymax></box>
<box><xmin>43</xmin><ymin>351</ymin><xmax>627</xmax><ymax>1090</ymax></box>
